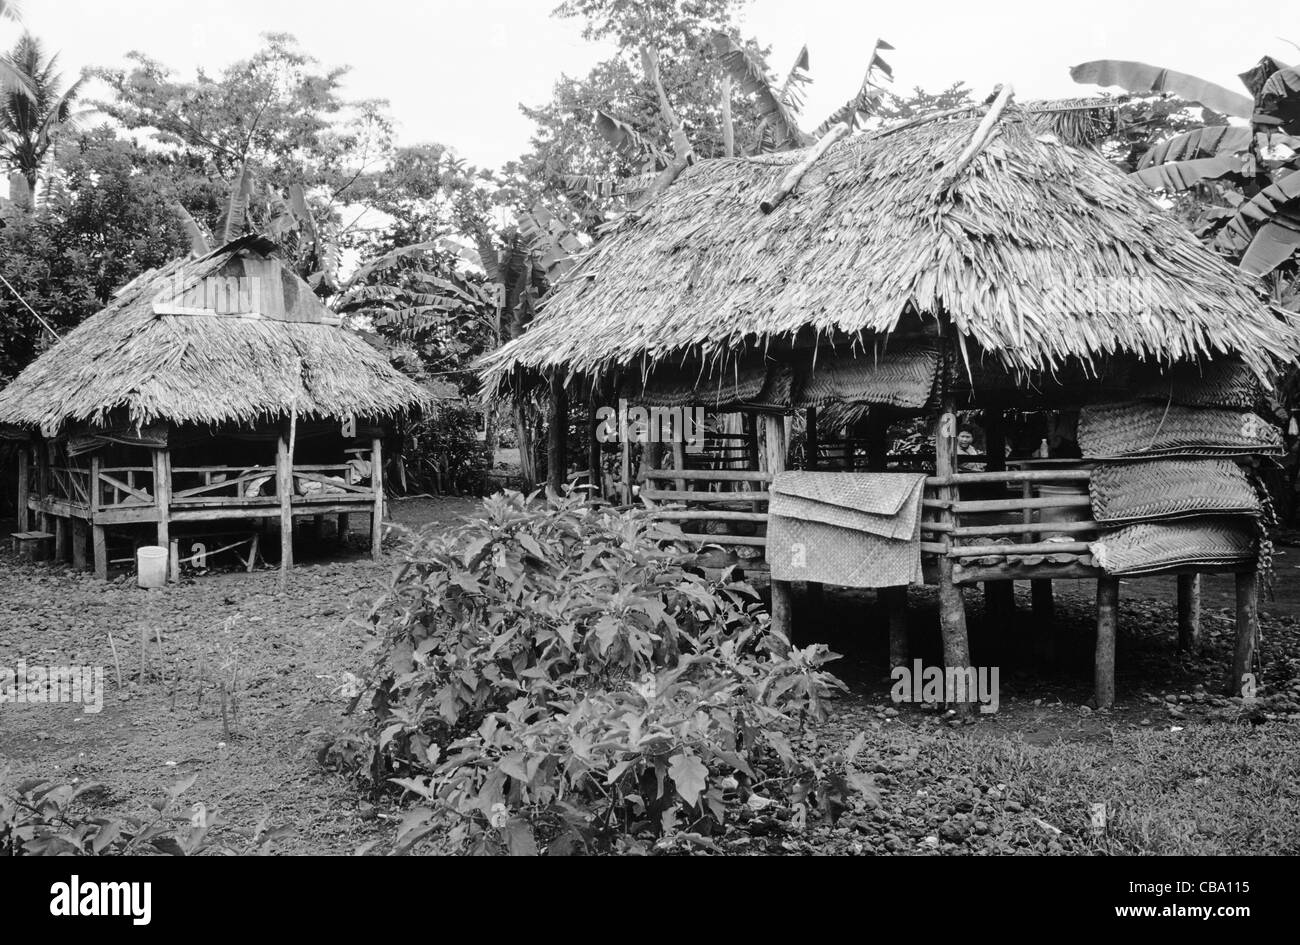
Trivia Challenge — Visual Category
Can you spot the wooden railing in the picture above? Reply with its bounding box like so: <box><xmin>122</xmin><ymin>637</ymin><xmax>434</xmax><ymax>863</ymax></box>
<box><xmin>49</xmin><ymin>466</ymin><xmax>92</xmax><ymax>506</ymax></box>
<box><xmin>171</xmin><ymin>466</ymin><xmax>277</xmax><ymax>505</ymax></box>
<box><xmin>920</xmin><ymin>466</ymin><xmax>1098</xmax><ymax>579</ymax></box>
<box><xmin>96</xmin><ymin>466</ymin><xmax>157</xmax><ymax>508</ymax></box>
<box><xmin>642</xmin><ymin>468</ymin><xmax>771</xmax><ymax>552</ymax></box>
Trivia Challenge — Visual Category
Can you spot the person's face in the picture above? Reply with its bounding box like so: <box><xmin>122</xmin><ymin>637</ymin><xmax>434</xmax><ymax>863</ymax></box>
<box><xmin>957</xmin><ymin>431</ymin><xmax>974</xmax><ymax>449</ymax></box>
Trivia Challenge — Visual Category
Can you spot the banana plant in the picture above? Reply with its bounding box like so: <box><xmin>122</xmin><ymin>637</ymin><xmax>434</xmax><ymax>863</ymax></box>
<box><xmin>1074</xmin><ymin>54</ymin><xmax>1300</xmax><ymax>277</ymax></box>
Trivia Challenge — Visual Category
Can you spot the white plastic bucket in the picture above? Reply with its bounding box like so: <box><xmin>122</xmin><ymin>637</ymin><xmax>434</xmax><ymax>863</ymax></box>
<box><xmin>137</xmin><ymin>545</ymin><xmax>168</xmax><ymax>589</ymax></box>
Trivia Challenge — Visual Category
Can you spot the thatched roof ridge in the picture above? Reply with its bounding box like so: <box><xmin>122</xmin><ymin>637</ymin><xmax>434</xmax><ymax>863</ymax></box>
<box><xmin>482</xmin><ymin>109</ymin><xmax>1300</xmax><ymax>388</ymax></box>
<box><xmin>0</xmin><ymin>239</ymin><xmax>430</xmax><ymax>433</ymax></box>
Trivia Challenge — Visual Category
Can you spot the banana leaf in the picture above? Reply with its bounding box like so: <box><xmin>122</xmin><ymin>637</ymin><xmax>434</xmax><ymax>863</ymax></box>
<box><xmin>712</xmin><ymin>31</ymin><xmax>808</xmax><ymax>152</ymax></box>
<box><xmin>1139</xmin><ymin>125</ymin><xmax>1251</xmax><ymax>169</ymax></box>
<box><xmin>1070</xmin><ymin>60</ymin><xmax>1253</xmax><ymax>119</ymax></box>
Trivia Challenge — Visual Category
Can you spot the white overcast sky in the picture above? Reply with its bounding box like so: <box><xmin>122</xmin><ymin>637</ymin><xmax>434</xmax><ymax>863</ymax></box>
<box><xmin>16</xmin><ymin>0</ymin><xmax>1300</xmax><ymax>169</ymax></box>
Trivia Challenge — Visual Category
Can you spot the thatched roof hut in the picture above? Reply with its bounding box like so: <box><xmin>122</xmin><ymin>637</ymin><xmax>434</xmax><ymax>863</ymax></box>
<box><xmin>0</xmin><ymin>235</ymin><xmax>428</xmax><ymax>434</ymax></box>
<box><xmin>482</xmin><ymin>110</ymin><xmax>1298</xmax><ymax>387</ymax></box>
<box><xmin>4</xmin><ymin>236</ymin><xmax>428</xmax><ymax>581</ymax></box>
<box><xmin>479</xmin><ymin>102</ymin><xmax>1300</xmax><ymax>714</ymax></box>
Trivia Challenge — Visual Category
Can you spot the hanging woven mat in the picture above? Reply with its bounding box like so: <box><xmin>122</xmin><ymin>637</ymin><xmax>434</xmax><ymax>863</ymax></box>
<box><xmin>1089</xmin><ymin>458</ymin><xmax>1261</xmax><ymax>525</ymax></box>
<box><xmin>795</xmin><ymin>343</ymin><xmax>939</xmax><ymax>409</ymax></box>
<box><xmin>1130</xmin><ymin>358</ymin><xmax>1261</xmax><ymax>411</ymax></box>
<box><xmin>1078</xmin><ymin>401</ymin><xmax>1282</xmax><ymax>458</ymax></box>
<box><xmin>625</xmin><ymin>357</ymin><xmax>793</xmax><ymax>410</ymax></box>
<box><xmin>1089</xmin><ymin>518</ymin><xmax>1257</xmax><ymax>576</ymax></box>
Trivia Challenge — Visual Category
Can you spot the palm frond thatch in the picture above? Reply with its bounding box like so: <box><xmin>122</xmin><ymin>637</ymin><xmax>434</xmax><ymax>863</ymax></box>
<box><xmin>0</xmin><ymin>238</ymin><xmax>430</xmax><ymax>432</ymax></box>
<box><xmin>481</xmin><ymin>108</ymin><xmax>1299</xmax><ymax>390</ymax></box>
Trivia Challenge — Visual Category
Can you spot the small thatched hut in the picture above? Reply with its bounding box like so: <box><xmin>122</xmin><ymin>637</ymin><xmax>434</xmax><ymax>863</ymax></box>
<box><xmin>1</xmin><ymin>236</ymin><xmax>428</xmax><ymax>579</ymax></box>
<box><xmin>482</xmin><ymin>102</ymin><xmax>1300</xmax><ymax>708</ymax></box>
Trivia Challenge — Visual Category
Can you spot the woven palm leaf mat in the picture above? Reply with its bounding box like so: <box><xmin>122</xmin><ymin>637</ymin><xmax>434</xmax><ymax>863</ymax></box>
<box><xmin>1077</xmin><ymin>402</ymin><xmax>1282</xmax><ymax>458</ymax></box>
<box><xmin>794</xmin><ymin>344</ymin><xmax>939</xmax><ymax>409</ymax></box>
<box><xmin>1089</xmin><ymin>518</ymin><xmax>1256</xmax><ymax>576</ymax></box>
<box><xmin>1130</xmin><ymin>358</ymin><xmax>1261</xmax><ymax>410</ymax></box>
<box><xmin>768</xmin><ymin>472</ymin><xmax>926</xmax><ymax>588</ymax></box>
<box><xmin>1089</xmin><ymin>459</ymin><xmax>1261</xmax><ymax>525</ymax></box>
<box><xmin>626</xmin><ymin>358</ymin><xmax>793</xmax><ymax>410</ymax></box>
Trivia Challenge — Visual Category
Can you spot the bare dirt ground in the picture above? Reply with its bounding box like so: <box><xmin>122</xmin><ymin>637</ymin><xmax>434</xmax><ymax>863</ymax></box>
<box><xmin>2</xmin><ymin>495</ymin><xmax>1298</xmax><ymax>854</ymax></box>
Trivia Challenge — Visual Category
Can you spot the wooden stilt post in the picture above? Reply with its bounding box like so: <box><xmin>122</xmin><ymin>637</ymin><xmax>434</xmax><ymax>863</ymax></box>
<box><xmin>337</xmin><ymin>514</ymin><xmax>350</xmax><ymax>545</ymax></box>
<box><xmin>71</xmin><ymin>519</ymin><xmax>88</xmax><ymax>571</ymax></box>
<box><xmin>671</xmin><ymin>430</ymin><xmax>687</xmax><ymax>493</ymax></box>
<box><xmin>92</xmin><ymin>524</ymin><xmax>107</xmax><ymax>581</ymax></box>
<box><xmin>1095</xmin><ymin>576</ymin><xmax>1119</xmax><ymax>709</ymax></box>
<box><xmin>1228</xmin><ymin>571</ymin><xmax>1259</xmax><ymax>697</ymax></box>
<box><xmin>54</xmin><ymin>516</ymin><xmax>68</xmax><ymax>562</ymax></box>
<box><xmin>153</xmin><ymin>448</ymin><xmax>170</xmax><ymax>562</ymax></box>
<box><xmin>935</xmin><ymin>397</ymin><xmax>974</xmax><ymax>715</ymax></box>
<box><xmin>370</xmin><ymin>434</ymin><xmax>384</xmax><ymax>560</ymax></box>
<box><xmin>15</xmin><ymin>444</ymin><xmax>29</xmax><ymax>532</ymax></box>
<box><xmin>745</xmin><ymin>412</ymin><xmax>761</xmax><ymax>471</ymax></box>
<box><xmin>763</xmin><ymin>414</ymin><xmax>794</xmax><ymax>643</ymax></box>
<box><xmin>547</xmin><ymin>374</ymin><xmax>568</xmax><ymax>497</ymax></box>
<box><xmin>620</xmin><ymin>433</ymin><xmax>632</xmax><ymax>504</ymax></box>
<box><xmin>35</xmin><ymin>440</ymin><xmax>50</xmax><ymax>534</ymax></box>
<box><xmin>865</xmin><ymin>409</ymin><xmax>889</xmax><ymax>473</ymax></box>
<box><xmin>1177</xmin><ymin>573</ymin><xmax>1201</xmax><ymax>652</ymax></box>
<box><xmin>882</xmin><ymin>586</ymin><xmax>908</xmax><ymax>668</ymax></box>
<box><xmin>277</xmin><ymin>422</ymin><xmax>293</xmax><ymax>583</ymax></box>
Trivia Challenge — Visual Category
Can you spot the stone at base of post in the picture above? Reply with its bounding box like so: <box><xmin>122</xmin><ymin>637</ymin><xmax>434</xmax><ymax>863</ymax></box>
<box><xmin>71</xmin><ymin>519</ymin><xmax>88</xmax><ymax>571</ymax></box>
<box><xmin>770</xmin><ymin>579</ymin><xmax>794</xmax><ymax>644</ymax></box>
<box><xmin>881</xmin><ymin>585</ymin><xmax>908</xmax><ymax>668</ymax></box>
<box><xmin>1177</xmin><ymin>573</ymin><xmax>1201</xmax><ymax>652</ymax></box>
<box><xmin>1228</xmin><ymin>571</ymin><xmax>1259</xmax><ymax>697</ymax></box>
<box><xmin>1095</xmin><ymin>577</ymin><xmax>1119</xmax><ymax>709</ymax></box>
<box><xmin>1031</xmin><ymin>579</ymin><xmax>1055</xmax><ymax>664</ymax></box>
<box><xmin>92</xmin><ymin>524</ymin><xmax>107</xmax><ymax>581</ymax></box>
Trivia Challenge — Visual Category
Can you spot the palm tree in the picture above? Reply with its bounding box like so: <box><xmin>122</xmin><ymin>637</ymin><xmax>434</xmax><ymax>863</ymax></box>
<box><xmin>0</xmin><ymin>32</ymin><xmax>83</xmax><ymax>197</ymax></box>
<box><xmin>0</xmin><ymin>1</ymin><xmax>33</xmax><ymax>100</ymax></box>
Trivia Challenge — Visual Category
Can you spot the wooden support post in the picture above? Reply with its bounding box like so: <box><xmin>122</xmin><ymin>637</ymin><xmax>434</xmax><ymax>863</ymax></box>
<box><xmin>671</xmin><ymin>431</ymin><xmax>687</xmax><ymax>493</ymax></box>
<box><xmin>92</xmin><ymin>524</ymin><xmax>107</xmax><ymax>581</ymax></box>
<box><xmin>169</xmin><ymin>538</ymin><xmax>180</xmax><ymax>583</ymax></box>
<box><xmin>15</xmin><ymin>445</ymin><xmax>29</xmax><ymax>532</ymax></box>
<box><xmin>935</xmin><ymin>402</ymin><xmax>974</xmax><ymax>715</ymax></box>
<box><xmin>312</xmin><ymin>514</ymin><xmax>326</xmax><ymax>542</ymax></box>
<box><xmin>620</xmin><ymin>435</ymin><xmax>632</xmax><ymax>504</ymax></box>
<box><xmin>763</xmin><ymin>414</ymin><xmax>794</xmax><ymax>643</ymax></box>
<box><xmin>981</xmin><ymin>408</ymin><xmax>1015</xmax><ymax>635</ymax></box>
<box><xmin>153</xmin><ymin>448</ymin><xmax>170</xmax><ymax>554</ymax></box>
<box><xmin>547</xmin><ymin>374</ymin><xmax>568</xmax><ymax>497</ymax></box>
<box><xmin>277</xmin><ymin>424</ymin><xmax>293</xmax><ymax>582</ymax></box>
<box><xmin>35</xmin><ymin>441</ymin><xmax>50</xmax><ymax>534</ymax></box>
<box><xmin>882</xmin><ymin>586</ymin><xmax>908</xmax><ymax>668</ymax></box>
<box><xmin>371</xmin><ymin>435</ymin><xmax>384</xmax><ymax>560</ymax></box>
<box><xmin>1228</xmin><ymin>571</ymin><xmax>1259</xmax><ymax>697</ymax></box>
<box><xmin>71</xmin><ymin>519</ymin><xmax>88</xmax><ymax>571</ymax></box>
<box><xmin>54</xmin><ymin>516</ymin><xmax>68</xmax><ymax>562</ymax></box>
<box><xmin>1095</xmin><ymin>576</ymin><xmax>1119</xmax><ymax>709</ymax></box>
<box><xmin>337</xmin><ymin>513</ymin><xmax>349</xmax><ymax>544</ymax></box>
<box><xmin>1177</xmin><ymin>573</ymin><xmax>1201</xmax><ymax>652</ymax></box>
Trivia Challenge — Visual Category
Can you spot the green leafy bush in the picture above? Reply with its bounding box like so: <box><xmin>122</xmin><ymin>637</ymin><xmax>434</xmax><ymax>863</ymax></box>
<box><xmin>352</xmin><ymin>490</ymin><xmax>844</xmax><ymax>854</ymax></box>
<box><xmin>0</xmin><ymin>776</ymin><xmax>285</xmax><ymax>856</ymax></box>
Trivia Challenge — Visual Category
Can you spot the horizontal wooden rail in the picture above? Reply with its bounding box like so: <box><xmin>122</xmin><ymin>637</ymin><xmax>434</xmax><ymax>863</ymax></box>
<box><xmin>642</xmin><ymin>489</ymin><xmax>770</xmax><ymax>503</ymax></box>
<box><xmin>645</xmin><ymin>469</ymin><xmax>771</xmax><ymax>482</ymax></box>
<box><xmin>950</xmin><ymin>520</ymin><xmax>1098</xmax><ymax>538</ymax></box>
<box><xmin>926</xmin><ymin>469</ymin><xmax>1091</xmax><ymax>487</ymax></box>
<box><xmin>949</xmin><ymin>540</ymin><xmax>1093</xmax><ymax>557</ymax></box>
<box><xmin>944</xmin><ymin>495</ymin><xmax>1092</xmax><ymax>514</ymax></box>
<box><xmin>655</xmin><ymin>510</ymin><xmax>768</xmax><ymax>523</ymax></box>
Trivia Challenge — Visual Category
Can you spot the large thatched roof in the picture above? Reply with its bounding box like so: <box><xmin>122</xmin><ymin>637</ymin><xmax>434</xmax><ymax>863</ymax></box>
<box><xmin>482</xmin><ymin>108</ymin><xmax>1300</xmax><ymax>389</ymax></box>
<box><xmin>0</xmin><ymin>237</ymin><xmax>429</xmax><ymax>433</ymax></box>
